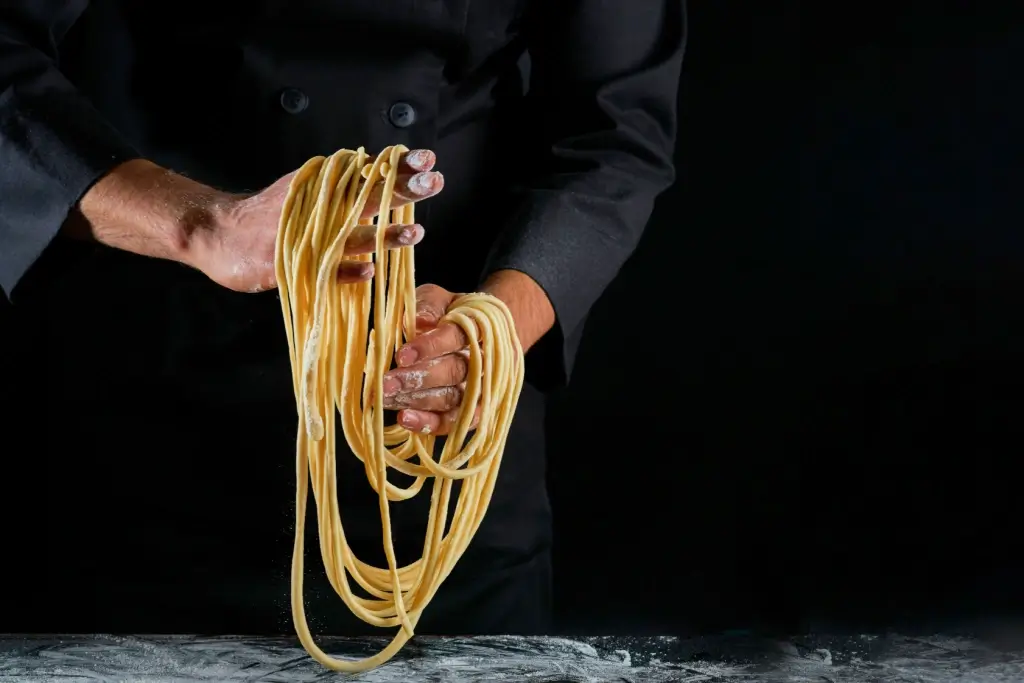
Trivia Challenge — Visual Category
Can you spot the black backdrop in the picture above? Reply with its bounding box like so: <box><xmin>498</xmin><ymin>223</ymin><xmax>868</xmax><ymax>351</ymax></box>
<box><xmin>547</xmin><ymin>1</ymin><xmax>1024</xmax><ymax>635</ymax></box>
<box><xmin>4</xmin><ymin>2</ymin><xmax>1024</xmax><ymax>636</ymax></box>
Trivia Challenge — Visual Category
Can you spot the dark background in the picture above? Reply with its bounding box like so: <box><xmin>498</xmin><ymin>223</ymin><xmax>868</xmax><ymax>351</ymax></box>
<box><xmin>4</xmin><ymin>2</ymin><xmax>1023</xmax><ymax>636</ymax></box>
<box><xmin>548</xmin><ymin>1</ymin><xmax>1024</xmax><ymax>635</ymax></box>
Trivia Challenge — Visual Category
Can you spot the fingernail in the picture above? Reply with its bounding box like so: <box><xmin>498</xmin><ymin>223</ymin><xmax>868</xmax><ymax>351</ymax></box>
<box><xmin>400</xmin><ymin>412</ymin><xmax>418</xmax><ymax>429</ymax></box>
<box><xmin>398</xmin><ymin>224</ymin><xmax>423</xmax><ymax>245</ymax></box>
<box><xmin>396</xmin><ymin>347</ymin><xmax>418</xmax><ymax>367</ymax></box>
<box><xmin>382</xmin><ymin>377</ymin><xmax>401</xmax><ymax>396</ymax></box>
<box><xmin>406</xmin><ymin>149</ymin><xmax>433</xmax><ymax>169</ymax></box>
<box><xmin>408</xmin><ymin>172</ymin><xmax>439</xmax><ymax>196</ymax></box>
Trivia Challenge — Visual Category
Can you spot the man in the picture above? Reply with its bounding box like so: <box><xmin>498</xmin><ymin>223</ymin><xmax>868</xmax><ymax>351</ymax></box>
<box><xmin>0</xmin><ymin>1</ymin><xmax>684</xmax><ymax>635</ymax></box>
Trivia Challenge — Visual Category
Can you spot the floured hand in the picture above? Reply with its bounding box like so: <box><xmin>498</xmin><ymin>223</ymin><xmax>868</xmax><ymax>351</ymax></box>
<box><xmin>190</xmin><ymin>149</ymin><xmax>443</xmax><ymax>293</ymax></box>
<box><xmin>381</xmin><ymin>284</ymin><xmax>482</xmax><ymax>436</ymax></box>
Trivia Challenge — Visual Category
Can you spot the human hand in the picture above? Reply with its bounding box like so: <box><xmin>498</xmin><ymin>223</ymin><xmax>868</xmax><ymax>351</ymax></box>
<box><xmin>190</xmin><ymin>149</ymin><xmax>444</xmax><ymax>293</ymax></box>
<box><xmin>381</xmin><ymin>284</ymin><xmax>480</xmax><ymax>435</ymax></box>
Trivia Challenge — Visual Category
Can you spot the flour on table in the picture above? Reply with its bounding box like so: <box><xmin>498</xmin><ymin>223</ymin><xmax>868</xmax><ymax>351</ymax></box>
<box><xmin>3</xmin><ymin>632</ymin><xmax>1024</xmax><ymax>682</ymax></box>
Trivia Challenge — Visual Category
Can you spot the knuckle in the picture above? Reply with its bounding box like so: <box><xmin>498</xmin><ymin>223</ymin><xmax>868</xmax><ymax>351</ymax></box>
<box><xmin>443</xmin><ymin>385</ymin><xmax>463</xmax><ymax>409</ymax></box>
<box><xmin>446</xmin><ymin>354</ymin><xmax>468</xmax><ymax>385</ymax></box>
<box><xmin>416</xmin><ymin>283</ymin><xmax>444</xmax><ymax>300</ymax></box>
<box><xmin>423</xmin><ymin>337</ymin><xmax>443</xmax><ymax>357</ymax></box>
<box><xmin>442</xmin><ymin>324</ymin><xmax>465</xmax><ymax>350</ymax></box>
<box><xmin>417</xmin><ymin>305</ymin><xmax>444</xmax><ymax>325</ymax></box>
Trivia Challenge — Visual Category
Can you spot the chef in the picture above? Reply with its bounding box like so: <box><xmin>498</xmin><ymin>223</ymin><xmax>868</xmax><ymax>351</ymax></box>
<box><xmin>0</xmin><ymin>1</ymin><xmax>684</xmax><ymax>635</ymax></box>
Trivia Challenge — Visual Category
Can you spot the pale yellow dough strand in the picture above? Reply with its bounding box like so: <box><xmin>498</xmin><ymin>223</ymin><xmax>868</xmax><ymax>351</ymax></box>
<box><xmin>275</xmin><ymin>145</ymin><xmax>525</xmax><ymax>673</ymax></box>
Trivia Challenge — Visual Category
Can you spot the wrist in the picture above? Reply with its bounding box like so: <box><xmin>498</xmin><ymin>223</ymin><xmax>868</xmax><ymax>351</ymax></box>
<box><xmin>74</xmin><ymin>159</ymin><xmax>234</xmax><ymax>268</ymax></box>
<box><xmin>480</xmin><ymin>269</ymin><xmax>556</xmax><ymax>353</ymax></box>
<box><xmin>177</xmin><ymin>190</ymin><xmax>238</xmax><ymax>273</ymax></box>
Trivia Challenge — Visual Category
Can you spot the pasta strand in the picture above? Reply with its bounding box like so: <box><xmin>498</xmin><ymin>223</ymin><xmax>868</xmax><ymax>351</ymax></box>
<box><xmin>275</xmin><ymin>145</ymin><xmax>525</xmax><ymax>672</ymax></box>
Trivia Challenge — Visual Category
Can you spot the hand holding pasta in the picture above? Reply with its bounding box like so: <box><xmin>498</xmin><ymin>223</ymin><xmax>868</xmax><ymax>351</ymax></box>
<box><xmin>276</xmin><ymin>145</ymin><xmax>525</xmax><ymax>672</ymax></box>
<box><xmin>381</xmin><ymin>283</ymin><xmax>484</xmax><ymax>435</ymax></box>
<box><xmin>192</xmin><ymin>148</ymin><xmax>442</xmax><ymax>293</ymax></box>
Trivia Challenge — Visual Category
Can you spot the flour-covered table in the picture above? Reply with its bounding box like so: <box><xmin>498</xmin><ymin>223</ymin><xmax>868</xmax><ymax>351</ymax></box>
<box><xmin>2</xmin><ymin>632</ymin><xmax>1023</xmax><ymax>682</ymax></box>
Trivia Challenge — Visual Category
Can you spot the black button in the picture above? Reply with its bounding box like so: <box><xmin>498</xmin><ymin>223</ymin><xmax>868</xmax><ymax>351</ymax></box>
<box><xmin>388</xmin><ymin>101</ymin><xmax>416</xmax><ymax>128</ymax></box>
<box><xmin>279</xmin><ymin>88</ymin><xmax>308</xmax><ymax>114</ymax></box>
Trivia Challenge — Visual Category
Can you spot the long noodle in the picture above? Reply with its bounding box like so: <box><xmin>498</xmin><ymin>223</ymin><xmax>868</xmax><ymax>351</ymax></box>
<box><xmin>275</xmin><ymin>145</ymin><xmax>525</xmax><ymax>672</ymax></box>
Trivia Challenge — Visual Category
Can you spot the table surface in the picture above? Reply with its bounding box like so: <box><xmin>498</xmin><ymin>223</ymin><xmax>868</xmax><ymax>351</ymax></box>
<box><xmin>2</xmin><ymin>632</ymin><xmax>1023</xmax><ymax>682</ymax></box>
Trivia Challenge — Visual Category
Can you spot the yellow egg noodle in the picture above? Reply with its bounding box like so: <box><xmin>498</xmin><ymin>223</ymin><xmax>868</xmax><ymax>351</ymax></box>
<box><xmin>275</xmin><ymin>145</ymin><xmax>525</xmax><ymax>672</ymax></box>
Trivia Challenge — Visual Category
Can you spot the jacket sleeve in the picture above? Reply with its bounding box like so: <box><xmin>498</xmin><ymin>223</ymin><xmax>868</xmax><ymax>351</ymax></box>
<box><xmin>0</xmin><ymin>1</ymin><xmax>140</xmax><ymax>300</ymax></box>
<box><xmin>480</xmin><ymin>0</ymin><xmax>686</xmax><ymax>390</ymax></box>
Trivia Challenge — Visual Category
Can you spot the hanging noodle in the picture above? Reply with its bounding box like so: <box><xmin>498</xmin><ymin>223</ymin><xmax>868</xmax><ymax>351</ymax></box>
<box><xmin>275</xmin><ymin>144</ymin><xmax>525</xmax><ymax>672</ymax></box>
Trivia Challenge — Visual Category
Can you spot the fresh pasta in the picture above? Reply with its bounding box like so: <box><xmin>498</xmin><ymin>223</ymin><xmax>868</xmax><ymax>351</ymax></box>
<box><xmin>275</xmin><ymin>145</ymin><xmax>525</xmax><ymax>672</ymax></box>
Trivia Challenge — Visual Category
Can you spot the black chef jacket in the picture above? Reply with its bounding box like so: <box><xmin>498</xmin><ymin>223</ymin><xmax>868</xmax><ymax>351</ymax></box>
<box><xmin>0</xmin><ymin>1</ymin><xmax>683</xmax><ymax>634</ymax></box>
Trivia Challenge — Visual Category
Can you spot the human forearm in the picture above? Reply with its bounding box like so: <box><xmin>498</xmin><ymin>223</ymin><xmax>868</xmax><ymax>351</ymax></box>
<box><xmin>66</xmin><ymin>159</ymin><xmax>229</xmax><ymax>268</ymax></box>
<box><xmin>2</xmin><ymin>4</ymin><xmax>242</xmax><ymax>295</ymax></box>
<box><xmin>480</xmin><ymin>269</ymin><xmax>555</xmax><ymax>353</ymax></box>
<box><xmin>66</xmin><ymin>150</ymin><xmax>439</xmax><ymax>295</ymax></box>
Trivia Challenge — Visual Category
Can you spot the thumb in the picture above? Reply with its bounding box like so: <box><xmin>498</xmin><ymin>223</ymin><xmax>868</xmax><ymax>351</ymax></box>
<box><xmin>414</xmin><ymin>283</ymin><xmax>456</xmax><ymax>331</ymax></box>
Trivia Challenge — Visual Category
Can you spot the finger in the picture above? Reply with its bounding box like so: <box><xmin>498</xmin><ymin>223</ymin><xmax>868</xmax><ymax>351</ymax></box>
<box><xmin>360</xmin><ymin>171</ymin><xmax>444</xmax><ymax>219</ymax></box>
<box><xmin>392</xmin><ymin>170</ymin><xmax>445</xmax><ymax>204</ymax></box>
<box><xmin>398</xmin><ymin>404</ymin><xmax>481</xmax><ymax>436</ymax></box>
<box><xmin>368</xmin><ymin>149</ymin><xmax>436</xmax><ymax>174</ymax></box>
<box><xmin>344</xmin><ymin>223</ymin><xmax>425</xmax><ymax>255</ymax></box>
<box><xmin>396</xmin><ymin>322</ymin><xmax>468</xmax><ymax>367</ymax></box>
<box><xmin>414</xmin><ymin>283</ymin><xmax>457</xmax><ymax>331</ymax></box>
<box><xmin>382</xmin><ymin>353</ymin><xmax>469</xmax><ymax>402</ymax></box>
<box><xmin>384</xmin><ymin>385</ymin><xmax>462</xmax><ymax>412</ymax></box>
<box><xmin>336</xmin><ymin>260</ymin><xmax>374</xmax><ymax>284</ymax></box>
<box><xmin>399</xmin><ymin>149</ymin><xmax>436</xmax><ymax>173</ymax></box>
